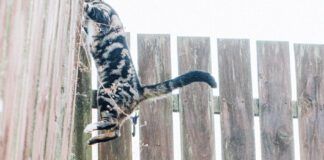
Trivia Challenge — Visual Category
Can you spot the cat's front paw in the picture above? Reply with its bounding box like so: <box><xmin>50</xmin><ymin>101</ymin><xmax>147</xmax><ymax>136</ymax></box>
<box><xmin>84</xmin><ymin>120</ymin><xmax>118</xmax><ymax>133</ymax></box>
<box><xmin>84</xmin><ymin>123</ymin><xmax>97</xmax><ymax>133</ymax></box>
<box><xmin>87</xmin><ymin>130</ymin><xmax>119</xmax><ymax>145</ymax></box>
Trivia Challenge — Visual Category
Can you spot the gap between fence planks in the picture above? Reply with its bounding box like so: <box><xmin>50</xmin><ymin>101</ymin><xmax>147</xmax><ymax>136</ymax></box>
<box><xmin>137</xmin><ymin>34</ymin><xmax>174</xmax><ymax>160</ymax></box>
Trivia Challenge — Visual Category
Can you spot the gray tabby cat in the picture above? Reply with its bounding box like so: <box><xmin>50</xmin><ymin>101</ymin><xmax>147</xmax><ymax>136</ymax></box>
<box><xmin>82</xmin><ymin>0</ymin><xmax>217</xmax><ymax>145</ymax></box>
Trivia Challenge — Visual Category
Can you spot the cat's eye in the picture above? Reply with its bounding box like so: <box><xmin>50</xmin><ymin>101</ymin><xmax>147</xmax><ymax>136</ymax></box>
<box><xmin>83</xmin><ymin>27</ymin><xmax>88</xmax><ymax>34</ymax></box>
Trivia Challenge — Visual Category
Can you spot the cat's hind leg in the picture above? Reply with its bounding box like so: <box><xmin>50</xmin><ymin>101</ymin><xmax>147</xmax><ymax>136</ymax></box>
<box><xmin>84</xmin><ymin>110</ymin><xmax>118</xmax><ymax>133</ymax></box>
<box><xmin>83</xmin><ymin>119</ymin><xmax>117</xmax><ymax>133</ymax></box>
<box><xmin>87</xmin><ymin>129</ymin><xmax>121</xmax><ymax>145</ymax></box>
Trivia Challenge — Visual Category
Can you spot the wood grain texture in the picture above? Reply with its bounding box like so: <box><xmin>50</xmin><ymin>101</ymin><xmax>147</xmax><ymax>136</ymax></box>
<box><xmin>73</xmin><ymin>47</ymin><xmax>92</xmax><ymax>160</ymax></box>
<box><xmin>99</xmin><ymin>33</ymin><xmax>132</xmax><ymax>160</ymax></box>
<box><xmin>99</xmin><ymin>121</ymin><xmax>132</xmax><ymax>160</ymax></box>
<box><xmin>294</xmin><ymin>44</ymin><xmax>324</xmax><ymax>160</ymax></box>
<box><xmin>218</xmin><ymin>39</ymin><xmax>255</xmax><ymax>160</ymax></box>
<box><xmin>257</xmin><ymin>41</ymin><xmax>294</xmax><ymax>160</ymax></box>
<box><xmin>0</xmin><ymin>0</ymin><xmax>10</xmax><ymax>126</ymax></box>
<box><xmin>138</xmin><ymin>34</ymin><xmax>174</xmax><ymax>160</ymax></box>
<box><xmin>0</xmin><ymin>0</ymin><xmax>88</xmax><ymax>159</ymax></box>
<box><xmin>178</xmin><ymin>37</ymin><xmax>215</xmax><ymax>160</ymax></box>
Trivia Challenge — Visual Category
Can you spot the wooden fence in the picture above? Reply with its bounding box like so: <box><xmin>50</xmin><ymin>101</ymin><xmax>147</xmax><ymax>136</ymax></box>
<box><xmin>0</xmin><ymin>0</ymin><xmax>92</xmax><ymax>160</ymax></box>
<box><xmin>1</xmin><ymin>0</ymin><xmax>323</xmax><ymax>159</ymax></box>
<box><xmin>95</xmin><ymin>34</ymin><xmax>324</xmax><ymax>160</ymax></box>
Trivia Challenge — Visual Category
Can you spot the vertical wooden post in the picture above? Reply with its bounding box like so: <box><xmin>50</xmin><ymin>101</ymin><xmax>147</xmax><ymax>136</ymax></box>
<box><xmin>257</xmin><ymin>41</ymin><xmax>294</xmax><ymax>160</ymax></box>
<box><xmin>218</xmin><ymin>39</ymin><xmax>255</xmax><ymax>160</ymax></box>
<box><xmin>0</xmin><ymin>0</ymin><xmax>88</xmax><ymax>159</ymax></box>
<box><xmin>99</xmin><ymin>33</ymin><xmax>132</xmax><ymax>160</ymax></box>
<box><xmin>178</xmin><ymin>37</ymin><xmax>215</xmax><ymax>160</ymax></box>
<box><xmin>294</xmin><ymin>44</ymin><xmax>324</xmax><ymax>160</ymax></box>
<box><xmin>138</xmin><ymin>34</ymin><xmax>174</xmax><ymax>160</ymax></box>
<box><xmin>73</xmin><ymin>47</ymin><xmax>92</xmax><ymax>160</ymax></box>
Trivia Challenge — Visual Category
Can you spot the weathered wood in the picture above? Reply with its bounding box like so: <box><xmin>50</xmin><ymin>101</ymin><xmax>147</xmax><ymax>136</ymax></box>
<box><xmin>73</xmin><ymin>47</ymin><xmax>92</xmax><ymax>160</ymax></box>
<box><xmin>0</xmin><ymin>0</ymin><xmax>9</xmax><ymax>125</ymax></box>
<box><xmin>257</xmin><ymin>41</ymin><xmax>294</xmax><ymax>160</ymax></box>
<box><xmin>138</xmin><ymin>34</ymin><xmax>174</xmax><ymax>160</ymax></box>
<box><xmin>178</xmin><ymin>37</ymin><xmax>215</xmax><ymax>160</ymax></box>
<box><xmin>218</xmin><ymin>39</ymin><xmax>255</xmax><ymax>160</ymax></box>
<box><xmin>294</xmin><ymin>44</ymin><xmax>324</xmax><ymax>160</ymax></box>
<box><xmin>0</xmin><ymin>0</ymin><xmax>87</xmax><ymax>159</ymax></box>
<box><xmin>99</xmin><ymin>33</ymin><xmax>132</xmax><ymax>160</ymax></box>
<box><xmin>0</xmin><ymin>1</ymin><xmax>33</xmax><ymax>159</ymax></box>
<box><xmin>99</xmin><ymin>121</ymin><xmax>132</xmax><ymax>160</ymax></box>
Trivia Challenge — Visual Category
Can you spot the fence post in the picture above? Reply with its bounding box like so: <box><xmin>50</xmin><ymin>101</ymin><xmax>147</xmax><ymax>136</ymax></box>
<box><xmin>218</xmin><ymin>39</ymin><xmax>255</xmax><ymax>160</ymax></box>
<box><xmin>257</xmin><ymin>41</ymin><xmax>294</xmax><ymax>160</ymax></box>
<box><xmin>294</xmin><ymin>44</ymin><xmax>324</xmax><ymax>160</ymax></box>
<box><xmin>138</xmin><ymin>34</ymin><xmax>174</xmax><ymax>160</ymax></box>
<box><xmin>0</xmin><ymin>0</ymin><xmax>89</xmax><ymax>159</ymax></box>
<box><xmin>178</xmin><ymin>37</ymin><xmax>215</xmax><ymax>160</ymax></box>
<box><xmin>72</xmin><ymin>47</ymin><xmax>92</xmax><ymax>160</ymax></box>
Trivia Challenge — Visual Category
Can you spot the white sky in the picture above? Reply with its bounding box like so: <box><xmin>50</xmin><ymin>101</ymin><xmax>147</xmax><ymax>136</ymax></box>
<box><xmin>93</xmin><ymin>0</ymin><xmax>323</xmax><ymax>159</ymax></box>
<box><xmin>108</xmin><ymin>0</ymin><xmax>324</xmax><ymax>42</ymax></box>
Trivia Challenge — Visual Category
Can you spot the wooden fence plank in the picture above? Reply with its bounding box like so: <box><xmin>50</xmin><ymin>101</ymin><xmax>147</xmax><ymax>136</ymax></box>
<box><xmin>0</xmin><ymin>0</ymin><xmax>38</xmax><ymax>159</ymax></box>
<box><xmin>294</xmin><ymin>44</ymin><xmax>324</xmax><ymax>160</ymax></box>
<box><xmin>218</xmin><ymin>39</ymin><xmax>255</xmax><ymax>160</ymax></box>
<box><xmin>138</xmin><ymin>34</ymin><xmax>174</xmax><ymax>160</ymax></box>
<box><xmin>178</xmin><ymin>37</ymin><xmax>215</xmax><ymax>160</ymax></box>
<box><xmin>73</xmin><ymin>47</ymin><xmax>92</xmax><ymax>160</ymax></box>
<box><xmin>257</xmin><ymin>41</ymin><xmax>294</xmax><ymax>160</ymax></box>
<box><xmin>0</xmin><ymin>0</ymin><xmax>87</xmax><ymax>159</ymax></box>
<box><xmin>0</xmin><ymin>0</ymin><xmax>8</xmax><ymax>92</ymax></box>
<box><xmin>99</xmin><ymin>33</ymin><xmax>132</xmax><ymax>160</ymax></box>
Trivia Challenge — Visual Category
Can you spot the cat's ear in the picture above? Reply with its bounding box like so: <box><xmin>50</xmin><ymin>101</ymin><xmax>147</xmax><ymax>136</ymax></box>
<box><xmin>84</xmin><ymin>2</ymin><xmax>111</xmax><ymax>25</ymax></box>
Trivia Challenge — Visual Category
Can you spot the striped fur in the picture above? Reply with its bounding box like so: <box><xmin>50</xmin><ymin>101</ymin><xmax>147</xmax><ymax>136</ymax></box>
<box><xmin>82</xmin><ymin>0</ymin><xmax>217</xmax><ymax>145</ymax></box>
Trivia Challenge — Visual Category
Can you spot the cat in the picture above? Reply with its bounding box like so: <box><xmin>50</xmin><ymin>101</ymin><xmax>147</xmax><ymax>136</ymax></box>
<box><xmin>82</xmin><ymin>0</ymin><xmax>217</xmax><ymax>145</ymax></box>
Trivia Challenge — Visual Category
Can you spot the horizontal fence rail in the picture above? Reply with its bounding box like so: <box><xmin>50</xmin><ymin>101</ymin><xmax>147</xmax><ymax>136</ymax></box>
<box><xmin>92</xmin><ymin>93</ymin><xmax>299</xmax><ymax>117</ymax></box>
<box><xmin>91</xmin><ymin>34</ymin><xmax>324</xmax><ymax>160</ymax></box>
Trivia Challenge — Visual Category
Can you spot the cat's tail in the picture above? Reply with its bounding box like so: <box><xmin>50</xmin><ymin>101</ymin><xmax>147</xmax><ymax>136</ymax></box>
<box><xmin>140</xmin><ymin>70</ymin><xmax>217</xmax><ymax>101</ymax></box>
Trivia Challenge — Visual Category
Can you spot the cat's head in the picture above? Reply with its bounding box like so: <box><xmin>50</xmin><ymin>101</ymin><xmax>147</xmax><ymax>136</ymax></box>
<box><xmin>82</xmin><ymin>1</ymin><xmax>115</xmax><ymax>52</ymax></box>
<box><xmin>83</xmin><ymin>1</ymin><xmax>112</xmax><ymax>25</ymax></box>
